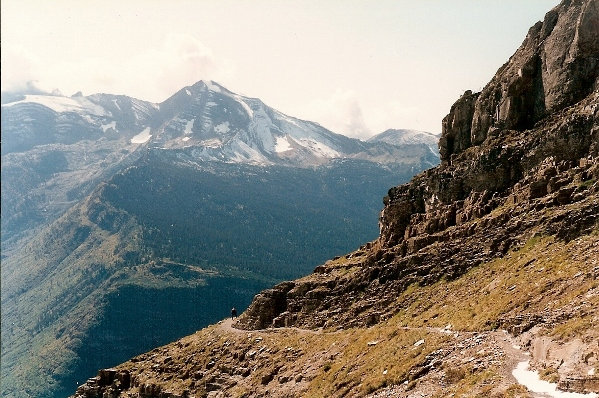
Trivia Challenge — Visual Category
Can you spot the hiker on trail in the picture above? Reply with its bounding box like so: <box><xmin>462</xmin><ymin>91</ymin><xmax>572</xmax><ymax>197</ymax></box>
<box><xmin>231</xmin><ymin>307</ymin><xmax>237</xmax><ymax>319</ymax></box>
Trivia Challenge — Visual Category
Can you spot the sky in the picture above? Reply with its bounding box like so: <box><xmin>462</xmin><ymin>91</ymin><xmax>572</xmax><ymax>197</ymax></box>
<box><xmin>1</xmin><ymin>0</ymin><xmax>560</xmax><ymax>139</ymax></box>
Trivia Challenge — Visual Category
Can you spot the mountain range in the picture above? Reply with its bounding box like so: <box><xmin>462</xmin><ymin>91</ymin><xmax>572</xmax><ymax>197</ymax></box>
<box><xmin>69</xmin><ymin>0</ymin><xmax>599</xmax><ymax>397</ymax></box>
<box><xmin>1</xmin><ymin>80</ymin><xmax>438</xmax><ymax>246</ymax></box>
<box><xmin>1</xmin><ymin>79</ymin><xmax>438</xmax><ymax>397</ymax></box>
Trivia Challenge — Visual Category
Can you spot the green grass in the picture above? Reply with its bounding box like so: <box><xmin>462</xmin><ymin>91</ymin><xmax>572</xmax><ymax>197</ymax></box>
<box><xmin>390</xmin><ymin>233</ymin><xmax>599</xmax><ymax>333</ymax></box>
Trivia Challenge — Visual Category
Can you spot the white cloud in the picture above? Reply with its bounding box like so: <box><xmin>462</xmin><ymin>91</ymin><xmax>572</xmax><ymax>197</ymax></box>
<box><xmin>1</xmin><ymin>34</ymin><xmax>234</xmax><ymax>102</ymax></box>
<box><xmin>151</xmin><ymin>33</ymin><xmax>235</xmax><ymax>100</ymax></box>
<box><xmin>302</xmin><ymin>90</ymin><xmax>372</xmax><ymax>139</ymax></box>
<box><xmin>368</xmin><ymin>100</ymin><xmax>431</xmax><ymax>134</ymax></box>
<box><xmin>1</xmin><ymin>46</ymin><xmax>50</xmax><ymax>94</ymax></box>
<box><xmin>298</xmin><ymin>90</ymin><xmax>439</xmax><ymax>139</ymax></box>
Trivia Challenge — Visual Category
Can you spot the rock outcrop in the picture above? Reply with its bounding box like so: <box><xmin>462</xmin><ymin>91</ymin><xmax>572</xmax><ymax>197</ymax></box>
<box><xmin>439</xmin><ymin>0</ymin><xmax>599</xmax><ymax>164</ymax></box>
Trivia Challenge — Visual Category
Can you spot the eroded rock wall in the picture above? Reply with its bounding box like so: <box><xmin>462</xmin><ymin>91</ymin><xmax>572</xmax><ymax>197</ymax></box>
<box><xmin>440</xmin><ymin>0</ymin><xmax>599</xmax><ymax>164</ymax></box>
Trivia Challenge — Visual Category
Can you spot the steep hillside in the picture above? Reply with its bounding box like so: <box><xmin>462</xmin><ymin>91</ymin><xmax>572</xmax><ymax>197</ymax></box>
<box><xmin>0</xmin><ymin>154</ymin><xmax>424</xmax><ymax>398</ymax></box>
<box><xmin>72</xmin><ymin>0</ymin><xmax>599</xmax><ymax>397</ymax></box>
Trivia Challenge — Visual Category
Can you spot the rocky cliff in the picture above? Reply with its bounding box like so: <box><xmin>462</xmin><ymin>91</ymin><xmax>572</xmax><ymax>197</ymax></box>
<box><xmin>237</xmin><ymin>89</ymin><xmax>598</xmax><ymax>332</ymax></box>
<box><xmin>72</xmin><ymin>0</ymin><xmax>599</xmax><ymax>397</ymax></box>
<box><xmin>439</xmin><ymin>0</ymin><xmax>598</xmax><ymax>163</ymax></box>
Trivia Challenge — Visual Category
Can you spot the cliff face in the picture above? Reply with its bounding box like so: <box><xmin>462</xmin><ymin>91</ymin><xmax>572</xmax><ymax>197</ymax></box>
<box><xmin>381</xmin><ymin>0</ymin><xmax>599</xmax><ymax>248</ymax></box>
<box><xmin>440</xmin><ymin>0</ymin><xmax>599</xmax><ymax>163</ymax></box>
<box><xmin>73</xmin><ymin>1</ymin><xmax>599</xmax><ymax>397</ymax></box>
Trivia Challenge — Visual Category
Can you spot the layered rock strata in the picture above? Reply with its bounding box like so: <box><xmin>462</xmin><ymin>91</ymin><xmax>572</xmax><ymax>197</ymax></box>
<box><xmin>440</xmin><ymin>0</ymin><xmax>598</xmax><ymax>163</ymax></box>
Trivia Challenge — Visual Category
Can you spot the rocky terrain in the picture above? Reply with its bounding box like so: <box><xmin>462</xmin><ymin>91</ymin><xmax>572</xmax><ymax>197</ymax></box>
<box><xmin>72</xmin><ymin>0</ymin><xmax>598</xmax><ymax>396</ymax></box>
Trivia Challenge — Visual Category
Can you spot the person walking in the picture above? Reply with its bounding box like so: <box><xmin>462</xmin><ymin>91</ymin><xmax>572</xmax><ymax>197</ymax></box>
<box><xmin>231</xmin><ymin>307</ymin><xmax>237</xmax><ymax>319</ymax></box>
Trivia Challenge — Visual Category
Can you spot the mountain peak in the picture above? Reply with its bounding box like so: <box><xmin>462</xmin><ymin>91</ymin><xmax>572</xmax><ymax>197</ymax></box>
<box><xmin>368</xmin><ymin>128</ymin><xmax>440</xmax><ymax>157</ymax></box>
<box><xmin>368</xmin><ymin>128</ymin><xmax>439</xmax><ymax>144</ymax></box>
<box><xmin>190</xmin><ymin>79</ymin><xmax>225</xmax><ymax>93</ymax></box>
<box><xmin>148</xmin><ymin>81</ymin><xmax>439</xmax><ymax>167</ymax></box>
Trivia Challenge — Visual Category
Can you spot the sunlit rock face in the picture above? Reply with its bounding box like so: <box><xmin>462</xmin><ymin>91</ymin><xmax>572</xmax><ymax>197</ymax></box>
<box><xmin>439</xmin><ymin>0</ymin><xmax>599</xmax><ymax>164</ymax></box>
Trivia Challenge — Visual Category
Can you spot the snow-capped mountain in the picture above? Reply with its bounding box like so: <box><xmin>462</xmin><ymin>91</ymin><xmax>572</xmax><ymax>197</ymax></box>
<box><xmin>368</xmin><ymin>128</ymin><xmax>439</xmax><ymax>156</ymax></box>
<box><xmin>154</xmin><ymin>81</ymin><xmax>369</xmax><ymax>165</ymax></box>
<box><xmin>2</xmin><ymin>81</ymin><xmax>437</xmax><ymax>167</ymax></box>
<box><xmin>1</xmin><ymin>80</ymin><xmax>439</xmax><ymax>247</ymax></box>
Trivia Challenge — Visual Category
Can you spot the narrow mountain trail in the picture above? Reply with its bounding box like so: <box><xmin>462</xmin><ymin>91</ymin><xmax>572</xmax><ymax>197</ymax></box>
<box><xmin>221</xmin><ymin>317</ymin><xmax>531</xmax><ymax>384</ymax></box>
<box><xmin>219</xmin><ymin>318</ymin><xmax>322</xmax><ymax>335</ymax></box>
<box><xmin>221</xmin><ymin>312</ymin><xmax>599</xmax><ymax>397</ymax></box>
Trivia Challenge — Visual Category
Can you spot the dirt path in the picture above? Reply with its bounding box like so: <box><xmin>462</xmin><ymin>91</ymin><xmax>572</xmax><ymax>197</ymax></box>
<box><xmin>218</xmin><ymin>318</ymin><xmax>245</xmax><ymax>333</ymax></box>
<box><xmin>490</xmin><ymin>330</ymin><xmax>532</xmax><ymax>384</ymax></box>
<box><xmin>218</xmin><ymin>318</ymin><xmax>321</xmax><ymax>335</ymax></box>
<box><xmin>219</xmin><ymin>318</ymin><xmax>569</xmax><ymax>396</ymax></box>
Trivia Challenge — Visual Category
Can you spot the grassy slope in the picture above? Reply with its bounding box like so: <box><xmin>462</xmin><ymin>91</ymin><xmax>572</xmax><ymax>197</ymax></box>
<box><xmin>107</xmin><ymin>226</ymin><xmax>598</xmax><ymax>397</ymax></box>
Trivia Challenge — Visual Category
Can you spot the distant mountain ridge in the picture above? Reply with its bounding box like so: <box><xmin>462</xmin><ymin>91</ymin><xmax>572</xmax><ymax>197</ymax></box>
<box><xmin>1</xmin><ymin>80</ymin><xmax>438</xmax><ymax>249</ymax></box>
<box><xmin>2</xmin><ymin>80</ymin><xmax>438</xmax><ymax>167</ymax></box>
<box><xmin>368</xmin><ymin>128</ymin><xmax>439</xmax><ymax>156</ymax></box>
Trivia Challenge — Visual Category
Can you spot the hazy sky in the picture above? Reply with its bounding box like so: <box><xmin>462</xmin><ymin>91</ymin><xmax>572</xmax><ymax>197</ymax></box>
<box><xmin>1</xmin><ymin>0</ymin><xmax>559</xmax><ymax>138</ymax></box>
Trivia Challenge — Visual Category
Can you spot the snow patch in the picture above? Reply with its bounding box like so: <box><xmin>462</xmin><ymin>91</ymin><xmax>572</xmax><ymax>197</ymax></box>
<box><xmin>233</xmin><ymin>95</ymin><xmax>253</xmax><ymax>118</ymax></box>
<box><xmin>112</xmin><ymin>99</ymin><xmax>121</xmax><ymax>111</ymax></box>
<box><xmin>368</xmin><ymin>129</ymin><xmax>439</xmax><ymax>148</ymax></box>
<box><xmin>182</xmin><ymin>137</ymin><xmax>190</xmax><ymax>142</ymax></box>
<box><xmin>184</xmin><ymin>119</ymin><xmax>195</xmax><ymax>135</ymax></box>
<box><xmin>130</xmin><ymin>127</ymin><xmax>152</xmax><ymax>144</ymax></box>
<box><xmin>185</xmin><ymin>89</ymin><xmax>191</xmax><ymax>96</ymax></box>
<box><xmin>229</xmin><ymin>141</ymin><xmax>269</xmax><ymax>164</ymax></box>
<box><xmin>205</xmin><ymin>81</ymin><xmax>221</xmax><ymax>92</ymax></box>
<box><xmin>200</xmin><ymin>138</ymin><xmax>222</xmax><ymax>148</ymax></box>
<box><xmin>298</xmin><ymin>138</ymin><xmax>340</xmax><ymax>158</ymax></box>
<box><xmin>3</xmin><ymin>95</ymin><xmax>107</xmax><ymax>116</ymax></box>
<box><xmin>206</xmin><ymin>101</ymin><xmax>217</xmax><ymax>107</ymax></box>
<box><xmin>512</xmin><ymin>361</ymin><xmax>597</xmax><ymax>398</ymax></box>
<box><xmin>275</xmin><ymin>136</ymin><xmax>293</xmax><ymax>153</ymax></box>
<box><xmin>101</xmin><ymin>121</ymin><xmax>117</xmax><ymax>133</ymax></box>
<box><xmin>214</xmin><ymin>122</ymin><xmax>230</xmax><ymax>135</ymax></box>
